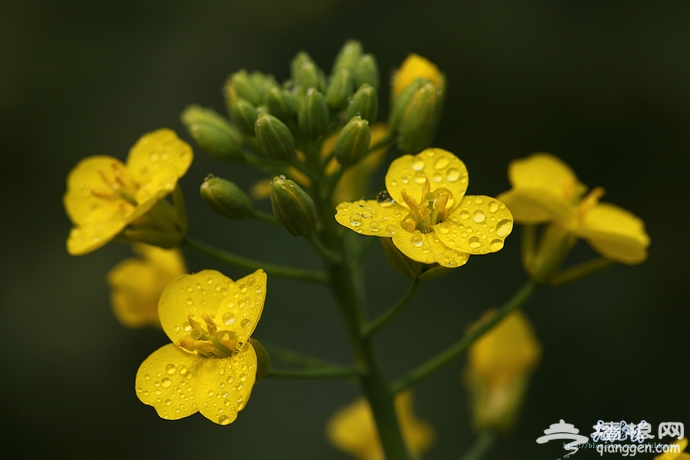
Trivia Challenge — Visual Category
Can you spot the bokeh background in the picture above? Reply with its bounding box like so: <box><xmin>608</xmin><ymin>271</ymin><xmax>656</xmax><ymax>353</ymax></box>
<box><xmin>1</xmin><ymin>1</ymin><xmax>688</xmax><ymax>459</ymax></box>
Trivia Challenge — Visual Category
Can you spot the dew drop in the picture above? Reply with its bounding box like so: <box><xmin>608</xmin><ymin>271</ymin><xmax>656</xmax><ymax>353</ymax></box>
<box><xmin>161</xmin><ymin>378</ymin><xmax>172</xmax><ymax>388</ymax></box>
<box><xmin>208</xmin><ymin>390</ymin><xmax>215</xmax><ymax>397</ymax></box>
<box><xmin>376</xmin><ymin>190</ymin><xmax>394</xmax><ymax>207</ymax></box>
<box><xmin>237</xmin><ymin>383</ymin><xmax>244</xmax><ymax>390</ymax></box>
<box><xmin>369</xmin><ymin>221</ymin><xmax>380</xmax><ymax>231</ymax></box>
<box><xmin>434</xmin><ymin>157</ymin><xmax>449</xmax><ymax>169</ymax></box>
<box><xmin>218</xmin><ymin>415</ymin><xmax>231</xmax><ymax>425</ymax></box>
<box><xmin>411</xmin><ymin>159</ymin><xmax>425</xmax><ymax>171</ymax></box>
<box><xmin>496</xmin><ymin>219</ymin><xmax>513</xmax><ymax>237</ymax></box>
<box><xmin>165</xmin><ymin>364</ymin><xmax>176</xmax><ymax>375</ymax></box>
<box><xmin>165</xmin><ymin>399</ymin><xmax>172</xmax><ymax>406</ymax></box>
<box><xmin>446</xmin><ymin>168</ymin><xmax>461</xmax><ymax>182</ymax></box>
<box><xmin>349</xmin><ymin>215</ymin><xmax>362</xmax><ymax>227</ymax></box>
<box><xmin>473</xmin><ymin>211</ymin><xmax>486</xmax><ymax>223</ymax></box>
<box><xmin>474</xmin><ymin>196</ymin><xmax>483</xmax><ymax>204</ymax></box>
<box><xmin>239</xmin><ymin>283</ymin><xmax>247</xmax><ymax>293</ymax></box>
<box><xmin>185</xmin><ymin>298</ymin><xmax>193</xmax><ymax>306</ymax></box>
<box><xmin>432</xmin><ymin>172</ymin><xmax>443</xmax><ymax>183</ymax></box>
<box><xmin>239</xmin><ymin>373</ymin><xmax>247</xmax><ymax>382</ymax></box>
<box><xmin>468</xmin><ymin>236</ymin><xmax>482</xmax><ymax>249</ymax></box>
<box><xmin>240</xmin><ymin>318</ymin><xmax>252</xmax><ymax>329</ymax></box>
<box><xmin>390</xmin><ymin>179</ymin><xmax>398</xmax><ymax>187</ymax></box>
<box><xmin>411</xmin><ymin>234</ymin><xmax>424</xmax><ymax>247</ymax></box>
<box><xmin>226</xmin><ymin>376</ymin><xmax>234</xmax><ymax>384</ymax></box>
<box><xmin>490</xmin><ymin>239</ymin><xmax>504</xmax><ymax>251</ymax></box>
<box><xmin>222</xmin><ymin>312</ymin><xmax>236</xmax><ymax>325</ymax></box>
<box><xmin>488</xmin><ymin>201</ymin><xmax>499</xmax><ymax>213</ymax></box>
<box><xmin>385</xmin><ymin>224</ymin><xmax>396</xmax><ymax>235</ymax></box>
<box><xmin>459</xmin><ymin>210</ymin><xmax>470</xmax><ymax>219</ymax></box>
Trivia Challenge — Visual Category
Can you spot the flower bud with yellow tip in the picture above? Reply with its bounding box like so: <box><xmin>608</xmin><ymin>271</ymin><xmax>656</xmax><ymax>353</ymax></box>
<box><xmin>393</xmin><ymin>80</ymin><xmax>444</xmax><ymax>154</ymax></box>
<box><xmin>391</xmin><ymin>53</ymin><xmax>444</xmax><ymax>100</ymax></box>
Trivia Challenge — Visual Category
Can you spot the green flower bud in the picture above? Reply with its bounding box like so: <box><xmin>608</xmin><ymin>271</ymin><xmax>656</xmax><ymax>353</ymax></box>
<box><xmin>291</xmin><ymin>51</ymin><xmax>322</xmax><ymax>90</ymax></box>
<box><xmin>345</xmin><ymin>83</ymin><xmax>378</xmax><ymax>122</ymax></box>
<box><xmin>231</xmin><ymin>98</ymin><xmax>259</xmax><ymax>135</ymax></box>
<box><xmin>335</xmin><ymin>116</ymin><xmax>370</xmax><ymax>166</ymax></box>
<box><xmin>255</xmin><ymin>112</ymin><xmax>296</xmax><ymax>161</ymax></box>
<box><xmin>332</xmin><ymin>39</ymin><xmax>363</xmax><ymax>74</ymax></box>
<box><xmin>248</xmin><ymin>338</ymin><xmax>272</xmax><ymax>382</ymax></box>
<box><xmin>388</xmin><ymin>78</ymin><xmax>427</xmax><ymax>130</ymax></box>
<box><xmin>263</xmin><ymin>86</ymin><xmax>297</xmax><ymax>121</ymax></box>
<box><xmin>227</xmin><ymin>69</ymin><xmax>263</xmax><ymax>106</ymax></box>
<box><xmin>200</xmin><ymin>176</ymin><xmax>254</xmax><ymax>220</ymax></box>
<box><xmin>326</xmin><ymin>68</ymin><xmax>354</xmax><ymax>110</ymax></box>
<box><xmin>391</xmin><ymin>79</ymin><xmax>444</xmax><ymax>154</ymax></box>
<box><xmin>355</xmin><ymin>53</ymin><xmax>380</xmax><ymax>90</ymax></box>
<box><xmin>298</xmin><ymin>88</ymin><xmax>329</xmax><ymax>137</ymax></box>
<box><xmin>270</xmin><ymin>176</ymin><xmax>317</xmax><ymax>237</ymax></box>
<box><xmin>249</xmin><ymin>71</ymin><xmax>276</xmax><ymax>101</ymax></box>
<box><xmin>181</xmin><ymin>105</ymin><xmax>244</xmax><ymax>162</ymax></box>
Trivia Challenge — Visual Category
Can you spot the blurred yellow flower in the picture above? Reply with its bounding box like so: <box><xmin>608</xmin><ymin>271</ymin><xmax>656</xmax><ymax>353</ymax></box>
<box><xmin>326</xmin><ymin>391</ymin><xmax>434</xmax><ymax>460</ymax></box>
<box><xmin>136</xmin><ymin>269</ymin><xmax>265</xmax><ymax>425</ymax></box>
<box><xmin>466</xmin><ymin>310</ymin><xmax>541</xmax><ymax>432</ymax></box>
<box><xmin>497</xmin><ymin>153</ymin><xmax>649</xmax><ymax>264</ymax></box>
<box><xmin>63</xmin><ymin>129</ymin><xmax>193</xmax><ymax>255</ymax></box>
<box><xmin>336</xmin><ymin>148</ymin><xmax>513</xmax><ymax>267</ymax></box>
<box><xmin>107</xmin><ymin>244</ymin><xmax>186</xmax><ymax>328</ymax></box>
<box><xmin>656</xmin><ymin>438</ymin><xmax>690</xmax><ymax>460</ymax></box>
<box><xmin>392</xmin><ymin>54</ymin><xmax>444</xmax><ymax>98</ymax></box>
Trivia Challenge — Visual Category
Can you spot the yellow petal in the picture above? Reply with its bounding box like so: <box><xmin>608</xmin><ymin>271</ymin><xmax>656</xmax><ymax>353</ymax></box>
<box><xmin>126</xmin><ymin>129</ymin><xmax>193</xmax><ymax>203</ymax></box>
<box><xmin>213</xmin><ymin>269</ymin><xmax>267</xmax><ymax>350</ymax></box>
<box><xmin>496</xmin><ymin>188</ymin><xmax>571</xmax><ymax>224</ymax></box>
<box><xmin>63</xmin><ymin>156</ymin><xmax>129</xmax><ymax>225</ymax></box>
<box><xmin>392</xmin><ymin>228</ymin><xmax>469</xmax><ymax>267</ymax></box>
<box><xmin>66</xmin><ymin>201</ymin><xmax>132</xmax><ymax>255</ymax></box>
<box><xmin>135</xmin><ymin>343</ymin><xmax>201</xmax><ymax>420</ymax></box>
<box><xmin>434</xmin><ymin>195</ymin><xmax>513</xmax><ymax>255</ymax></box>
<box><xmin>392</xmin><ymin>54</ymin><xmax>443</xmax><ymax>98</ymax></box>
<box><xmin>107</xmin><ymin>245</ymin><xmax>186</xmax><ymax>328</ymax></box>
<box><xmin>508</xmin><ymin>153</ymin><xmax>580</xmax><ymax>197</ymax></box>
<box><xmin>655</xmin><ymin>438</ymin><xmax>688</xmax><ymax>460</ymax></box>
<box><xmin>195</xmin><ymin>344</ymin><xmax>257</xmax><ymax>425</ymax></box>
<box><xmin>575</xmin><ymin>202</ymin><xmax>650</xmax><ymax>264</ymax></box>
<box><xmin>158</xmin><ymin>270</ymin><xmax>235</xmax><ymax>344</ymax></box>
<box><xmin>335</xmin><ymin>200</ymin><xmax>409</xmax><ymax>236</ymax></box>
<box><xmin>386</xmin><ymin>149</ymin><xmax>469</xmax><ymax>213</ymax></box>
<box><xmin>469</xmin><ymin>310</ymin><xmax>541</xmax><ymax>385</ymax></box>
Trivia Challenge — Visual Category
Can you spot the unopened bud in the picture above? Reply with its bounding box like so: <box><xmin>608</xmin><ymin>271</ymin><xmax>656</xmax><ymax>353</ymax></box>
<box><xmin>181</xmin><ymin>105</ymin><xmax>244</xmax><ymax>162</ymax></box>
<box><xmin>248</xmin><ymin>338</ymin><xmax>272</xmax><ymax>382</ymax></box>
<box><xmin>231</xmin><ymin>98</ymin><xmax>259</xmax><ymax>135</ymax></box>
<box><xmin>332</xmin><ymin>39</ymin><xmax>363</xmax><ymax>74</ymax></box>
<box><xmin>255</xmin><ymin>112</ymin><xmax>296</xmax><ymax>161</ymax></box>
<box><xmin>326</xmin><ymin>68</ymin><xmax>354</xmax><ymax>110</ymax></box>
<box><xmin>298</xmin><ymin>88</ymin><xmax>329</xmax><ymax>137</ymax></box>
<box><xmin>270</xmin><ymin>176</ymin><xmax>317</xmax><ymax>237</ymax></box>
<box><xmin>200</xmin><ymin>176</ymin><xmax>254</xmax><ymax>220</ymax></box>
<box><xmin>345</xmin><ymin>83</ymin><xmax>378</xmax><ymax>122</ymax></box>
<box><xmin>226</xmin><ymin>69</ymin><xmax>263</xmax><ymax>107</ymax></box>
<box><xmin>291</xmin><ymin>52</ymin><xmax>322</xmax><ymax>90</ymax></box>
<box><xmin>335</xmin><ymin>116</ymin><xmax>370</xmax><ymax>166</ymax></box>
<box><xmin>355</xmin><ymin>54</ymin><xmax>380</xmax><ymax>90</ymax></box>
<box><xmin>263</xmin><ymin>86</ymin><xmax>297</xmax><ymax>122</ymax></box>
<box><xmin>392</xmin><ymin>80</ymin><xmax>444</xmax><ymax>154</ymax></box>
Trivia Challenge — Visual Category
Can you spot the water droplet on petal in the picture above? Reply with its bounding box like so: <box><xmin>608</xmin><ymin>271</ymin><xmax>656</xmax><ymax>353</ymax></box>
<box><xmin>161</xmin><ymin>378</ymin><xmax>172</xmax><ymax>388</ymax></box>
<box><xmin>222</xmin><ymin>312</ymin><xmax>236</xmax><ymax>325</ymax></box>
<box><xmin>490</xmin><ymin>239</ymin><xmax>504</xmax><ymax>251</ymax></box>
<box><xmin>473</xmin><ymin>211</ymin><xmax>486</xmax><ymax>223</ymax></box>
<box><xmin>411</xmin><ymin>234</ymin><xmax>424</xmax><ymax>247</ymax></box>
<box><xmin>488</xmin><ymin>201</ymin><xmax>499</xmax><ymax>213</ymax></box>
<box><xmin>218</xmin><ymin>415</ymin><xmax>231</xmax><ymax>425</ymax></box>
<box><xmin>369</xmin><ymin>221</ymin><xmax>380</xmax><ymax>231</ymax></box>
<box><xmin>349</xmin><ymin>215</ymin><xmax>362</xmax><ymax>227</ymax></box>
<box><xmin>239</xmin><ymin>373</ymin><xmax>247</xmax><ymax>382</ymax></box>
<box><xmin>240</xmin><ymin>318</ymin><xmax>251</xmax><ymax>329</ymax></box>
<box><xmin>239</xmin><ymin>283</ymin><xmax>247</xmax><ymax>293</ymax></box>
<box><xmin>446</xmin><ymin>168</ymin><xmax>461</xmax><ymax>182</ymax></box>
<box><xmin>432</xmin><ymin>172</ymin><xmax>443</xmax><ymax>183</ymax></box>
<box><xmin>385</xmin><ymin>224</ymin><xmax>396</xmax><ymax>235</ymax></box>
<box><xmin>496</xmin><ymin>219</ymin><xmax>513</xmax><ymax>237</ymax></box>
<box><xmin>411</xmin><ymin>159</ymin><xmax>425</xmax><ymax>171</ymax></box>
<box><xmin>459</xmin><ymin>210</ymin><xmax>470</xmax><ymax>219</ymax></box>
<box><xmin>165</xmin><ymin>364</ymin><xmax>176</xmax><ymax>375</ymax></box>
<box><xmin>185</xmin><ymin>298</ymin><xmax>193</xmax><ymax>306</ymax></box>
<box><xmin>468</xmin><ymin>236</ymin><xmax>482</xmax><ymax>249</ymax></box>
<box><xmin>434</xmin><ymin>157</ymin><xmax>449</xmax><ymax>169</ymax></box>
<box><xmin>474</xmin><ymin>196</ymin><xmax>483</xmax><ymax>204</ymax></box>
<box><xmin>413</xmin><ymin>173</ymin><xmax>426</xmax><ymax>184</ymax></box>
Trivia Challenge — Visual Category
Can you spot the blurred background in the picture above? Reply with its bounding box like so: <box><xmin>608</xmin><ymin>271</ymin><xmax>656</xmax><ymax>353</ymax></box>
<box><xmin>1</xmin><ymin>1</ymin><xmax>688</xmax><ymax>458</ymax></box>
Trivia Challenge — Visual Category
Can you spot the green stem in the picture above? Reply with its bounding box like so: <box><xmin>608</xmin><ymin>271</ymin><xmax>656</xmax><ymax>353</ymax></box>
<box><xmin>183</xmin><ymin>236</ymin><xmax>328</xmax><ymax>284</ymax></box>
<box><xmin>549</xmin><ymin>258</ymin><xmax>614</xmax><ymax>286</ymax></box>
<box><xmin>391</xmin><ymin>280</ymin><xmax>538</xmax><ymax>393</ymax></box>
<box><xmin>260</xmin><ymin>340</ymin><xmax>347</xmax><ymax>369</ymax></box>
<box><xmin>305</xmin><ymin>233</ymin><xmax>342</xmax><ymax>264</ymax></box>
<box><xmin>267</xmin><ymin>366</ymin><xmax>361</xmax><ymax>380</ymax></box>
<box><xmin>363</xmin><ymin>279</ymin><xmax>422</xmax><ymax>338</ymax></box>
<box><xmin>251</xmin><ymin>209</ymin><xmax>279</xmax><ymax>225</ymax></box>
<box><xmin>459</xmin><ymin>431</ymin><xmax>497</xmax><ymax>460</ymax></box>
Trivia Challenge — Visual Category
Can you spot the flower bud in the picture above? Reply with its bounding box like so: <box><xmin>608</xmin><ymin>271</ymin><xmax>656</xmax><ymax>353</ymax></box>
<box><xmin>226</xmin><ymin>69</ymin><xmax>263</xmax><ymax>107</ymax></box>
<box><xmin>391</xmin><ymin>54</ymin><xmax>444</xmax><ymax>99</ymax></box>
<box><xmin>200</xmin><ymin>176</ymin><xmax>254</xmax><ymax>220</ymax></box>
<box><xmin>291</xmin><ymin>52</ymin><xmax>323</xmax><ymax>90</ymax></box>
<box><xmin>231</xmin><ymin>98</ymin><xmax>259</xmax><ymax>135</ymax></box>
<box><xmin>326</xmin><ymin>68</ymin><xmax>354</xmax><ymax>110</ymax></box>
<box><xmin>263</xmin><ymin>86</ymin><xmax>297</xmax><ymax>122</ymax></box>
<box><xmin>335</xmin><ymin>116</ymin><xmax>370</xmax><ymax>167</ymax></box>
<box><xmin>332</xmin><ymin>40</ymin><xmax>363</xmax><ymax>74</ymax></box>
<box><xmin>355</xmin><ymin>53</ymin><xmax>380</xmax><ymax>90</ymax></box>
<box><xmin>248</xmin><ymin>338</ymin><xmax>271</xmax><ymax>382</ymax></box>
<box><xmin>345</xmin><ymin>83</ymin><xmax>378</xmax><ymax>123</ymax></box>
<box><xmin>181</xmin><ymin>105</ymin><xmax>244</xmax><ymax>162</ymax></box>
<box><xmin>298</xmin><ymin>88</ymin><xmax>330</xmax><ymax>137</ymax></box>
<box><xmin>270</xmin><ymin>176</ymin><xmax>317</xmax><ymax>237</ymax></box>
<box><xmin>393</xmin><ymin>80</ymin><xmax>444</xmax><ymax>154</ymax></box>
<box><xmin>255</xmin><ymin>112</ymin><xmax>296</xmax><ymax>161</ymax></box>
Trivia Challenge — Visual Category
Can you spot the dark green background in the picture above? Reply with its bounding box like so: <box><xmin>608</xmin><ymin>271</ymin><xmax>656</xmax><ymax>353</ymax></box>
<box><xmin>1</xmin><ymin>1</ymin><xmax>688</xmax><ymax>459</ymax></box>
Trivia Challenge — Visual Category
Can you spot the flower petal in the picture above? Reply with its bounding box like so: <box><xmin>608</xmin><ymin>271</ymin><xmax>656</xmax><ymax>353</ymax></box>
<box><xmin>126</xmin><ymin>129</ymin><xmax>193</xmax><ymax>203</ymax></box>
<box><xmin>195</xmin><ymin>344</ymin><xmax>257</xmax><ymax>425</ymax></box>
<box><xmin>107</xmin><ymin>245</ymin><xmax>186</xmax><ymax>328</ymax></box>
<box><xmin>508</xmin><ymin>153</ymin><xmax>580</xmax><ymax>196</ymax></box>
<box><xmin>386</xmin><ymin>149</ymin><xmax>469</xmax><ymax>212</ymax></box>
<box><xmin>158</xmin><ymin>270</ymin><xmax>234</xmax><ymax>344</ymax></box>
<box><xmin>435</xmin><ymin>195</ymin><xmax>514</xmax><ymax>255</ymax></box>
<box><xmin>66</xmin><ymin>201</ymin><xmax>132</xmax><ymax>255</ymax></box>
<box><xmin>575</xmin><ymin>202</ymin><xmax>650</xmax><ymax>264</ymax></box>
<box><xmin>392</xmin><ymin>54</ymin><xmax>444</xmax><ymax>97</ymax></box>
<box><xmin>213</xmin><ymin>269</ymin><xmax>267</xmax><ymax>350</ymax></box>
<box><xmin>135</xmin><ymin>343</ymin><xmax>200</xmax><ymax>420</ymax></box>
<box><xmin>496</xmin><ymin>188</ymin><xmax>572</xmax><ymax>224</ymax></box>
<box><xmin>335</xmin><ymin>200</ymin><xmax>409</xmax><ymax>236</ymax></box>
<box><xmin>392</xmin><ymin>228</ymin><xmax>469</xmax><ymax>267</ymax></box>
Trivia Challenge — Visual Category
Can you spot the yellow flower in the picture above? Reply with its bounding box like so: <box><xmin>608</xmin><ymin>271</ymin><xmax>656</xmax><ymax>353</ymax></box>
<box><xmin>136</xmin><ymin>269</ymin><xmax>266</xmax><ymax>425</ymax></box>
<box><xmin>107</xmin><ymin>244</ymin><xmax>186</xmax><ymax>328</ymax></box>
<box><xmin>63</xmin><ymin>129</ymin><xmax>193</xmax><ymax>255</ymax></box>
<box><xmin>497</xmin><ymin>153</ymin><xmax>649</xmax><ymax>264</ymax></box>
<box><xmin>326</xmin><ymin>391</ymin><xmax>434</xmax><ymax>460</ymax></box>
<box><xmin>466</xmin><ymin>310</ymin><xmax>541</xmax><ymax>432</ymax></box>
<box><xmin>656</xmin><ymin>438</ymin><xmax>690</xmax><ymax>460</ymax></box>
<box><xmin>335</xmin><ymin>148</ymin><xmax>513</xmax><ymax>268</ymax></box>
<box><xmin>392</xmin><ymin>54</ymin><xmax>444</xmax><ymax>98</ymax></box>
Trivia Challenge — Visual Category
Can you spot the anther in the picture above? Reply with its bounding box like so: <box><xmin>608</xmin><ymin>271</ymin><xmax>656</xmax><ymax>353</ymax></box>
<box><xmin>401</xmin><ymin>189</ymin><xmax>419</xmax><ymax>211</ymax></box>
<box><xmin>201</xmin><ymin>313</ymin><xmax>218</xmax><ymax>334</ymax></box>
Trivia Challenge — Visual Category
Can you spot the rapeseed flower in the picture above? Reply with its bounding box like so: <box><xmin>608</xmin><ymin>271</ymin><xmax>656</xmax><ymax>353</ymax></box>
<box><xmin>497</xmin><ymin>153</ymin><xmax>649</xmax><ymax>264</ymax></box>
<box><xmin>136</xmin><ymin>269</ymin><xmax>265</xmax><ymax>425</ymax></box>
<box><xmin>326</xmin><ymin>391</ymin><xmax>434</xmax><ymax>460</ymax></box>
<box><xmin>391</xmin><ymin>54</ymin><xmax>444</xmax><ymax>98</ymax></box>
<box><xmin>64</xmin><ymin>129</ymin><xmax>193</xmax><ymax>255</ymax></box>
<box><xmin>335</xmin><ymin>148</ymin><xmax>513</xmax><ymax>267</ymax></box>
<box><xmin>107</xmin><ymin>244</ymin><xmax>186</xmax><ymax>328</ymax></box>
<box><xmin>656</xmin><ymin>438</ymin><xmax>690</xmax><ymax>460</ymax></box>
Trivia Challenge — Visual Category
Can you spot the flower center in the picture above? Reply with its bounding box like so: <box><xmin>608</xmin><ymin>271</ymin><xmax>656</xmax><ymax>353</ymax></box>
<box><xmin>177</xmin><ymin>313</ymin><xmax>240</xmax><ymax>358</ymax></box>
<box><xmin>90</xmin><ymin>161</ymin><xmax>138</xmax><ymax>206</ymax></box>
<box><xmin>399</xmin><ymin>175</ymin><xmax>452</xmax><ymax>234</ymax></box>
<box><xmin>577</xmin><ymin>186</ymin><xmax>605</xmax><ymax>220</ymax></box>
